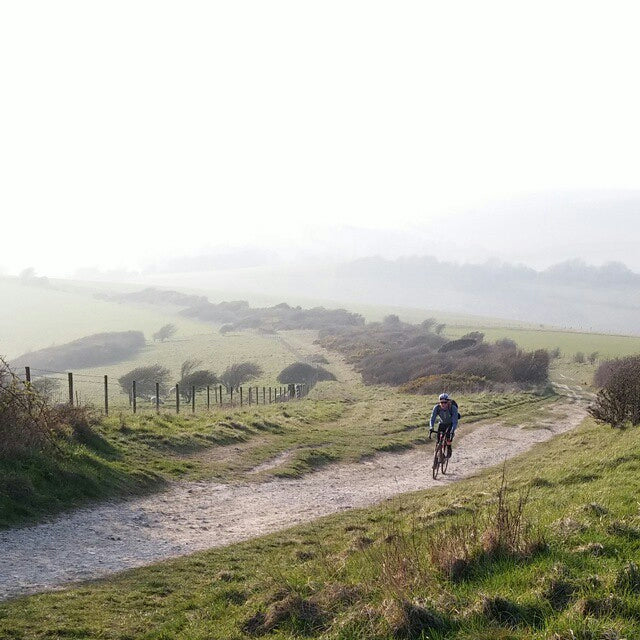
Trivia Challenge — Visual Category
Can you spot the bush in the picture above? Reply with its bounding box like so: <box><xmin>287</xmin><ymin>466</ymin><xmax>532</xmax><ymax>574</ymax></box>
<box><xmin>399</xmin><ymin>373</ymin><xmax>487</xmax><ymax>395</ymax></box>
<box><xmin>152</xmin><ymin>324</ymin><xmax>177</xmax><ymax>342</ymax></box>
<box><xmin>588</xmin><ymin>355</ymin><xmax>640</xmax><ymax>427</ymax></box>
<box><xmin>12</xmin><ymin>331</ymin><xmax>146</xmax><ymax>370</ymax></box>
<box><xmin>179</xmin><ymin>359</ymin><xmax>217</xmax><ymax>401</ymax></box>
<box><xmin>277</xmin><ymin>362</ymin><xmax>336</xmax><ymax>387</ymax></box>
<box><xmin>0</xmin><ymin>360</ymin><xmax>62</xmax><ymax>458</ymax></box>
<box><xmin>220</xmin><ymin>362</ymin><xmax>263</xmax><ymax>390</ymax></box>
<box><xmin>118</xmin><ymin>364</ymin><xmax>172</xmax><ymax>398</ymax></box>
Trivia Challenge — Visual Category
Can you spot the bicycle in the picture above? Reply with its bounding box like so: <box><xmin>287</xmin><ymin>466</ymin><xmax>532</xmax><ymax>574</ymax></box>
<box><xmin>429</xmin><ymin>427</ymin><xmax>452</xmax><ymax>479</ymax></box>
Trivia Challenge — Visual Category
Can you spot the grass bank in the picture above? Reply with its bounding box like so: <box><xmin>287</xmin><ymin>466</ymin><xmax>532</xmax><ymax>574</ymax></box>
<box><xmin>3</xmin><ymin>415</ymin><xmax>639</xmax><ymax>638</ymax></box>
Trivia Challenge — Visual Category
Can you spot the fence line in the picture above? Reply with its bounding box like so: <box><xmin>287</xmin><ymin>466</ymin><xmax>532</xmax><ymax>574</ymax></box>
<box><xmin>19</xmin><ymin>366</ymin><xmax>308</xmax><ymax>416</ymax></box>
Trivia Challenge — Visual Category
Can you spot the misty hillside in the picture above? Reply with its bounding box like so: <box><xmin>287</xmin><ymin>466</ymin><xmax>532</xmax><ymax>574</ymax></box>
<box><xmin>330</xmin><ymin>257</ymin><xmax>640</xmax><ymax>334</ymax></box>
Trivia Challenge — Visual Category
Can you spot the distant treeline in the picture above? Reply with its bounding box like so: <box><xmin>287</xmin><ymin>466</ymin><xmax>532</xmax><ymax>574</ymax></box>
<box><xmin>102</xmin><ymin>287</ymin><xmax>365</xmax><ymax>332</ymax></box>
<box><xmin>183</xmin><ymin>300</ymin><xmax>364</xmax><ymax>331</ymax></box>
<box><xmin>317</xmin><ymin>317</ymin><xmax>549</xmax><ymax>392</ymax></box>
<box><xmin>11</xmin><ymin>331</ymin><xmax>146</xmax><ymax>371</ymax></box>
<box><xmin>98</xmin><ymin>287</ymin><xmax>207</xmax><ymax>308</ymax></box>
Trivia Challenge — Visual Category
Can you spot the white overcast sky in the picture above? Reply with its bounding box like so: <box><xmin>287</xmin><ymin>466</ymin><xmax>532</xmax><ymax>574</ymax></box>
<box><xmin>2</xmin><ymin>1</ymin><xmax>640</xmax><ymax>276</ymax></box>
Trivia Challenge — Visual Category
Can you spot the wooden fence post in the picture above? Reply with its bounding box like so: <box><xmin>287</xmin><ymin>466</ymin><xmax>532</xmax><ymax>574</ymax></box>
<box><xmin>230</xmin><ymin>387</ymin><xmax>234</xmax><ymax>405</ymax></box>
<box><xmin>219</xmin><ymin>385</ymin><xmax>222</xmax><ymax>405</ymax></box>
<box><xmin>192</xmin><ymin>386</ymin><xmax>195</xmax><ymax>413</ymax></box>
<box><xmin>240</xmin><ymin>387</ymin><xmax>243</xmax><ymax>407</ymax></box>
<box><xmin>248</xmin><ymin>387</ymin><xmax>252</xmax><ymax>406</ymax></box>
<box><xmin>269</xmin><ymin>387</ymin><xmax>272</xmax><ymax>403</ymax></box>
<box><xmin>25</xmin><ymin>366</ymin><xmax>31</xmax><ymax>384</ymax></box>
<box><xmin>176</xmin><ymin>384</ymin><xmax>180</xmax><ymax>414</ymax></box>
<box><xmin>68</xmin><ymin>372</ymin><xmax>74</xmax><ymax>406</ymax></box>
<box><xmin>132</xmin><ymin>381</ymin><xmax>137</xmax><ymax>414</ymax></box>
<box><xmin>104</xmin><ymin>375</ymin><xmax>109</xmax><ymax>416</ymax></box>
<box><xmin>155</xmin><ymin>382</ymin><xmax>160</xmax><ymax>414</ymax></box>
<box><xmin>263</xmin><ymin>386</ymin><xmax>265</xmax><ymax>404</ymax></box>
<box><xmin>207</xmin><ymin>386</ymin><xmax>210</xmax><ymax>410</ymax></box>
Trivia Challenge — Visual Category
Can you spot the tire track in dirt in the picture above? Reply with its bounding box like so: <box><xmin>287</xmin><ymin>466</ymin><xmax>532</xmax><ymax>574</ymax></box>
<box><xmin>0</xmin><ymin>402</ymin><xmax>586</xmax><ymax>601</ymax></box>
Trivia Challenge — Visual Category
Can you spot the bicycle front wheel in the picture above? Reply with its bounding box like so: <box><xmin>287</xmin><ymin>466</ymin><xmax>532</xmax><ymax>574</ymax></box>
<box><xmin>441</xmin><ymin>453</ymin><xmax>449</xmax><ymax>474</ymax></box>
<box><xmin>432</xmin><ymin>447</ymin><xmax>441</xmax><ymax>479</ymax></box>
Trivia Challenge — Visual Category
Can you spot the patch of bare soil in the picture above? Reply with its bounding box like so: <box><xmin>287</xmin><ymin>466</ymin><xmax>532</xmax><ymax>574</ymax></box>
<box><xmin>0</xmin><ymin>402</ymin><xmax>585</xmax><ymax>601</ymax></box>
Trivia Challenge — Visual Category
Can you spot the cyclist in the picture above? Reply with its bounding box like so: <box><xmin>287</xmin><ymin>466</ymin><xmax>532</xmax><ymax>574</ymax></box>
<box><xmin>429</xmin><ymin>393</ymin><xmax>458</xmax><ymax>458</ymax></box>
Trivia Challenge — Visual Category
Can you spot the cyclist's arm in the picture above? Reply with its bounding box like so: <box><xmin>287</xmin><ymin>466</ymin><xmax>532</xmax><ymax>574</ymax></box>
<box><xmin>451</xmin><ymin>407</ymin><xmax>458</xmax><ymax>432</ymax></box>
<box><xmin>429</xmin><ymin>404</ymin><xmax>439</xmax><ymax>429</ymax></box>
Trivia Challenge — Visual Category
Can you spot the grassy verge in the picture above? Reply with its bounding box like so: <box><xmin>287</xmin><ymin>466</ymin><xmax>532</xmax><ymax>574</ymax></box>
<box><xmin>0</xmin><ymin>388</ymin><xmax>552</xmax><ymax>529</ymax></box>
<box><xmin>2</xmin><ymin>416</ymin><xmax>639</xmax><ymax>638</ymax></box>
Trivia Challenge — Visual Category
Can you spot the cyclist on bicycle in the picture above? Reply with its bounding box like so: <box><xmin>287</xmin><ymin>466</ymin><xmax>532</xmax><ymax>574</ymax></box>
<box><xmin>429</xmin><ymin>393</ymin><xmax>458</xmax><ymax>458</ymax></box>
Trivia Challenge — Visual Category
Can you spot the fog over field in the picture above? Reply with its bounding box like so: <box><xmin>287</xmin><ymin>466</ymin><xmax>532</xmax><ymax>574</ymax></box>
<box><xmin>2</xmin><ymin>2</ymin><xmax>640</xmax><ymax>334</ymax></box>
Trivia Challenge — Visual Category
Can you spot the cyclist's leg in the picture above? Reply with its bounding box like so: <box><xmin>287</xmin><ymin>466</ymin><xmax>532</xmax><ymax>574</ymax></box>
<box><xmin>445</xmin><ymin>426</ymin><xmax>453</xmax><ymax>457</ymax></box>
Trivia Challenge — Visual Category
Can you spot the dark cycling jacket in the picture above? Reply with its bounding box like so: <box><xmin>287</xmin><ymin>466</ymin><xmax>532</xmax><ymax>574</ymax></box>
<box><xmin>429</xmin><ymin>403</ymin><xmax>458</xmax><ymax>433</ymax></box>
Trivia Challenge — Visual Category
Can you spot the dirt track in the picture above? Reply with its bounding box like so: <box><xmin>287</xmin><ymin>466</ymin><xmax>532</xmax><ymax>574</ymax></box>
<box><xmin>0</xmin><ymin>403</ymin><xmax>585</xmax><ymax>601</ymax></box>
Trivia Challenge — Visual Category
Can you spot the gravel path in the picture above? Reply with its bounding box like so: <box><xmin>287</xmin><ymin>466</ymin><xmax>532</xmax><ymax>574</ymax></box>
<box><xmin>0</xmin><ymin>404</ymin><xmax>585</xmax><ymax>601</ymax></box>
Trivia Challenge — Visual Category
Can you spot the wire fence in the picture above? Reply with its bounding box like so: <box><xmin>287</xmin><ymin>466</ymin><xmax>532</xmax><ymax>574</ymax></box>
<box><xmin>16</xmin><ymin>366</ymin><xmax>308</xmax><ymax>416</ymax></box>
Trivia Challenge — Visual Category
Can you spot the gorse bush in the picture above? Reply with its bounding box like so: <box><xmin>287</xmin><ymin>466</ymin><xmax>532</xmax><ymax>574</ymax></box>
<box><xmin>589</xmin><ymin>355</ymin><xmax>640</xmax><ymax>427</ymax></box>
<box><xmin>318</xmin><ymin>323</ymin><xmax>550</xmax><ymax>388</ymax></box>
<box><xmin>0</xmin><ymin>360</ymin><xmax>62</xmax><ymax>458</ymax></box>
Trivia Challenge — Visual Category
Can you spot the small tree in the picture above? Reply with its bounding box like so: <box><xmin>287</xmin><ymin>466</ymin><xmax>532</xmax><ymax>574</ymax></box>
<box><xmin>152</xmin><ymin>324</ymin><xmax>177</xmax><ymax>342</ymax></box>
<box><xmin>179</xmin><ymin>359</ymin><xmax>217</xmax><ymax>401</ymax></box>
<box><xmin>220</xmin><ymin>362</ymin><xmax>263</xmax><ymax>391</ymax></box>
<box><xmin>588</xmin><ymin>355</ymin><xmax>640</xmax><ymax>427</ymax></box>
<box><xmin>588</xmin><ymin>351</ymin><xmax>599</xmax><ymax>365</ymax></box>
<box><xmin>118</xmin><ymin>364</ymin><xmax>171</xmax><ymax>398</ymax></box>
<box><xmin>574</xmin><ymin>351</ymin><xmax>586</xmax><ymax>364</ymax></box>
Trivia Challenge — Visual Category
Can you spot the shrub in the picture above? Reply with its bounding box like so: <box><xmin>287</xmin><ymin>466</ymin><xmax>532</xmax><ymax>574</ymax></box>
<box><xmin>574</xmin><ymin>351</ymin><xmax>586</xmax><ymax>363</ymax></box>
<box><xmin>438</xmin><ymin>338</ymin><xmax>478</xmax><ymax>353</ymax></box>
<box><xmin>179</xmin><ymin>360</ymin><xmax>217</xmax><ymax>401</ymax></box>
<box><xmin>118</xmin><ymin>364</ymin><xmax>172</xmax><ymax>398</ymax></box>
<box><xmin>152</xmin><ymin>323</ymin><xmax>177</xmax><ymax>342</ymax></box>
<box><xmin>220</xmin><ymin>362</ymin><xmax>263</xmax><ymax>390</ymax></box>
<box><xmin>12</xmin><ymin>331</ymin><xmax>146</xmax><ymax>370</ymax></box>
<box><xmin>399</xmin><ymin>373</ymin><xmax>487</xmax><ymax>395</ymax></box>
<box><xmin>0</xmin><ymin>360</ymin><xmax>63</xmax><ymax>458</ymax></box>
<box><xmin>593</xmin><ymin>357</ymin><xmax>635</xmax><ymax>388</ymax></box>
<box><xmin>277</xmin><ymin>362</ymin><xmax>336</xmax><ymax>387</ymax></box>
<box><xmin>588</xmin><ymin>355</ymin><xmax>640</xmax><ymax>427</ymax></box>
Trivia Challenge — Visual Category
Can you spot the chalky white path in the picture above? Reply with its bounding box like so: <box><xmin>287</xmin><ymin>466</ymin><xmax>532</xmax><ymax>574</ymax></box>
<box><xmin>0</xmin><ymin>407</ymin><xmax>584</xmax><ymax>601</ymax></box>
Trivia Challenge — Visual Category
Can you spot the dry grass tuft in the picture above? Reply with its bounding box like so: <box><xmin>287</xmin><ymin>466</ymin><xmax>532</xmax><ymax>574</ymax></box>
<box><xmin>381</xmin><ymin>597</ymin><xmax>444</xmax><ymax>639</ymax></box>
<box><xmin>574</xmin><ymin>594</ymin><xmax>625</xmax><ymax>618</ymax></box>
<box><xmin>241</xmin><ymin>592</ymin><xmax>325</xmax><ymax>636</ymax></box>
<box><xmin>539</xmin><ymin>564</ymin><xmax>576</xmax><ymax>611</ymax></box>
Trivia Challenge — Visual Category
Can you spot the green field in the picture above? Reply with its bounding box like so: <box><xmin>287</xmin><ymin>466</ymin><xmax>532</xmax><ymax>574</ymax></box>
<box><xmin>2</xmin><ymin>416</ymin><xmax>640</xmax><ymax>639</ymax></box>
<box><xmin>446</xmin><ymin>325</ymin><xmax>640</xmax><ymax>360</ymax></box>
<box><xmin>0</xmin><ymin>278</ymin><xmax>211</xmax><ymax>360</ymax></box>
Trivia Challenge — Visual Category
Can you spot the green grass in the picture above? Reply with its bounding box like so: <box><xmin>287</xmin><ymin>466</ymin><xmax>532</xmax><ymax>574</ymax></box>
<box><xmin>447</xmin><ymin>324</ymin><xmax>640</xmax><ymax>359</ymax></box>
<box><xmin>2</xmin><ymin>417</ymin><xmax>640</xmax><ymax>639</ymax></box>
<box><xmin>0</xmin><ymin>384</ymin><xmax>552</xmax><ymax>529</ymax></box>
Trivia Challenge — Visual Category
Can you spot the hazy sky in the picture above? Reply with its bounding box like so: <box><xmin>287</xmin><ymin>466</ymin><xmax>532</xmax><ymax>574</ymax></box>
<box><xmin>2</xmin><ymin>1</ymin><xmax>640</xmax><ymax>276</ymax></box>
